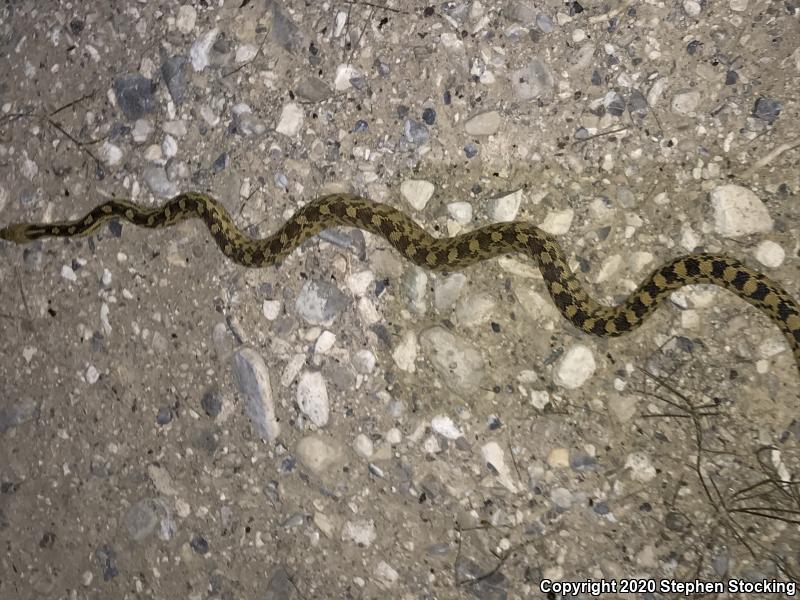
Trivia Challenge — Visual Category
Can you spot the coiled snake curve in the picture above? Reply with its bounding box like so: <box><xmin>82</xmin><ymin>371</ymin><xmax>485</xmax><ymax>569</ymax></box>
<box><xmin>2</xmin><ymin>191</ymin><xmax>799</xmax><ymax>376</ymax></box>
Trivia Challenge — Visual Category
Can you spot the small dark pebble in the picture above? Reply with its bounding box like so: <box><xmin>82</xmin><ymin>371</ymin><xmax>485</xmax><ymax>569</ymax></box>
<box><xmin>725</xmin><ymin>70</ymin><xmax>738</xmax><ymax>85</ymax></box>
<box><xmin>190</xmin><ymin>534</ymin><xmax>209</xmax><ymax>554</ymax></box>
<box><xmin>353</xmin><ymin>119</ymin><xmax>369</xmax><ymax>133</ymax></box>
<box><xmin>403</xmin><ymin>119</ymin><xmax>429</xmax><ymax>145</ymax></box>
<box><xmin>69</xmin><ymin>18</ymin><xmax>85</xmax><ymax>35</ymax></box>
<box><xmin>156</xmin><ymin>407</ymin><xmax>173</xmax><ymax>425</ymax></box>
<box><xmin>591</xmin><ymin>70</ymin><xmax>602</xmax><ymax>85</ymax></box>
<box><xmin>639</xmin><ymin>502</ymin><xmax>652</xmax><ymax>512</ymax></box>
<box><xmin>753</xmin><ymin>97</ymin><xmax>781</xmax><ymax>123</ymax></box>
<box><xmin>107</xmin><ymin>220</ymin><xmax>123</xmax><ymax>238</ymax></box>
<box><xmin>374</xmin><ymin>279</ymin><xmax>390</xmax><ymax>297</ymax></box>
<box><xmin>279</xmin><ymin>456</ymin><xmax>296</xmax><ymax>473</ymax></box>
<box><xmin>108</xmin><ymin>122</ymin><xmax>130</xmax><ymax>142</ymax></box>
<box><xmin>443</xmin><ymin>89</ymin><xmax>451</xmax><ymax>105</ymax></box>
<box><xmin>201</xmin><ymin>388</ymin><xmax>223</xmax><ymax>417</ymax></box>
<box><xmin>39</xmin><ymin>531</ymin><xmax>56</xmax><ymax>548</ymax></box>
<box><xmin>211</xmin><ymin>153</ymin><xmax>228</xmax><ymax>173</ymax></box>
<box><xmin>490</xmin><ymin>322</ymin><xmax>500</xmax><ymax>333</ymax></box>
<box><xmin>113</xmin><ymin>74</ymin><xmax>157</xmax><ymax>121</ymax></box>
<box><xmin>374</xmin><ymin>59</ymin><xmax>390</xmax><ymax>76</ymax></box>
<box><xmin>488</xmin><ymin>416</ymin><xmax>502</xmax><ymax>430</ymax></box>
<box><xmin>396</xmin><ymin>104</ymin><xmax>409</xmax><ymax>118</ymax></box>
<box><xmin>593</xmin><ymin>501</ymin><xmax>610</xmax><ymax>515</ymax></box>
<box><xmin>686</xmin><ymin>40</ymin><xmax>702</xmax><ymax>55</ymax></box>
<box><xmin>464</xmin><ymin>144</ymin><xmax>478</xmax><ymax>158</ymax></box>
<box><xmin>570</xmin><ymin>1</ymin><xmax>584</xmax><ymax>14</ymax></box>
<box><xmin>1</xmin><ymin>481</ymin><xmax>18</xmax><ymax>494</ymax></box>
<box><xmin>349</xmin><ymin>76</ymin><xmax>367</xmax><ymax>90</ymax></box>
<box><xmin>574</xmin><ymin>127</ymin><xmax>590</xmax><ymax>140</ymax></box>
<box><xmin>422</xmin><ymin>107</ymin><xmax>436</xmax><ymax>125</ymax></box>
<box><xmin>95</xmin><ymin>545</ymin><xmax>119</xmax><ymax>581</ymax></box>
<box><xmin>675</xmin><ymin>336</ymin><xmax>694</xmax><ymax>352</ymax></box>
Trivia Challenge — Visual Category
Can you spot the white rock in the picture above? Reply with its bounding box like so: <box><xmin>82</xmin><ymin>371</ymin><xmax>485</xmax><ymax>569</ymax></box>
<box><xmin>753</xmin><ymin>240</ymin><xmax>784</xmax><ymax>268</ymax></box>
<box><xmin>314</xmin><ymin>331</ymin><xmax>336</xmax><ymax>354</ymax></box>
<box><xmin>275</xmin><ymin>102</ymin><xmax>304</xmax><ymax>137</ymax></box>
<box><xmin>235</xmin><ymin>44</ymin><xmax>258</xmax><ymax>64</ymax></box>
<box><xmin>671</xmin><ymin>90</ymin><xmax>701</xmax><ymax>115</ymax></box>
<box><xmin>530</xmin><ymin>389</ymin><xmax>550</xmax><ymax>410</ymax></box>
<box><xmin>553</xmin><ymin>344</ymin><xmax>596</xmax><ymax>389</ymax></box>
<box><xmin>262</xmin><ymin>300</ymin><xmax>281</xmax><ymax>320</ymax></box>
<box><xmin>400</xmin><ymin>179</ymin><xmax>435</xmax><ymax>211</ymax></box>
<box><xmin>625</xmin><ymin>452</ymin><xmax>656</xmax><ymax>482</ymax></box>
<box><xmin>547</xmin><ymin>447</ymin><xmax>570</xmax><ymax>468</ymax></box>
<box><xmin>729</xmin><ymin>0</ymin><xmax>748</xmax><ymax>10</ymax></box>
<box><xmin>491</xmin><ymin>189</ymin><xmax>523</xmax><ymax>221</ymax></box>
<box><xmin>190</xmin><ymin>28</ymin><xmax>219</xmax><ymax>72</ymax></box>
<box><xmin>334</xmin><ymin>64</ymin><xmax>360</xmax><ymax>91</ymax></box>
<box><xmin>61</xmin><ymin>265</ymin><xmax>77</xmax><ymax>282</ymax></box>
<box><xmin>710</xmin><ymin>185</ymin><xmax>773</xmax><ymax>237</ymax></box>
<box><xmin>455</xmin><ymin>292</ymin><xmax>496</xmax><ymax>326</ymax></box>
<box><xmin>447</xmin><ymin>201</ymin><xmax>473</xmax><ymax>224</ymax></box>
<box><xmin>352</xmin><ymin>349</ymin><xmax>376</xmax><ymax>374</ymax></box>
<box><xmin>162</xmin><ymin>120</ymin><xmax>187</xmax><ymax>138</ymax></box>
<box><xmin>161</xmin><ymin>135</ymin><xmax>177</xmax><ymax>158</ymax></box>
<box><xmin>431</xmin><ymin>415</ymin><xmax>463</xmax><ymax>439</ymax></box>
<box><xmin>392</xmin><ymin>331</ymin><xmax>418</xmax><ymax>372</ymax></box>
<box><xmin>464</xmin><ymin>110</ymin><xmax>501</xmax><ymax>135</ymax></box>
<box><xmin>480</xmin><ymin>441</ymin><xmax>519</xmax><ymax>493</ymax></box>
<box><xmin>296</xmin><ymin>434</ymin><xmax>341</xmax><ymax>474</ymax></box>
<box><xmin>353</xmin><ymin>433</ymin><xmax>374</xmax><ymax>458</ymax></box>
<box><xmin>131</xmin><ymin>119</ymin><xmax>154</xmax><ymax>143</ymax></box>
<box><xmin>296</xmin><ymin>371</ymin><xmax>330</xmax><ymax>427</ymax></box>
<box><xmin>422</xmin><ymin>435</ymin><xmax>441</xmax><ymax>454</ymax></box>
<box><xmin>374</xmin><ymin>561</ymin><xmax>399</xmax><ymax>588</ymax></box>
<box><xmin>683</xmin><ymin>0</ymin><xmax>701</xmax><ymax>16</ymax></box>
<box><xmin>346</xmin><ymin>270</ymin><xmax>374</xmax><ymax>297</ymax></box>
<box><xmin>99</xmin><ymin>142</ymin><xmax>123</xmax><ymax>166</ymax></box>
<box><xmin>434</xmin><ymin>273</ymin><xmax>467</xmax><ymax>311</ymax></box>
<box><xmin>385</xmin><ymin>427</ymin><xmax>402</xmax><ymax>444</ymax></box>
<box><xmin>86</xmin><ymin>365</ymin><xmax>100</xmax><ymax>384</ymax></box>
<box><xmin>341</xmin><ymin>519</ymin><xmax>376</xmax><ymax>547</ymax></box>
<box><xmin>403</xmin><ymin>268</ymin><xmax>428</xmax><ymax>314</ymax></box>
<box><xmin>176</xmin><ymin>5</ymin><xmax>197</xmax><ymax>34</ymax></box>
<box><xmin>539</xmin><ymin>208</ymin><xmax>574</xmax><ymax>235</ymax></box>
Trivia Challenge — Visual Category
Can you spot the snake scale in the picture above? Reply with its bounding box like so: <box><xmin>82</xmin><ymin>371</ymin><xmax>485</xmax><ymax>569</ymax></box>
<box><xmin>2</xmin><ymin>191</ymin><xmax>799</xmax><ymax>375</ymax></box>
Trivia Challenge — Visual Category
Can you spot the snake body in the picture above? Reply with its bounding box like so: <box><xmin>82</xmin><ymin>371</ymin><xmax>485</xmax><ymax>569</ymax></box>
<box><xmin>2</xmin><ymin>191</ymin><xmax>799</xmax><ymax>374</ymax></box>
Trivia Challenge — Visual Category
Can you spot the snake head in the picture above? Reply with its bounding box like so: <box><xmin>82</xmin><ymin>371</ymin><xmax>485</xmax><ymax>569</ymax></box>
<box><xmin>0</xmin><ymin>224</ymin><xmax>33</xmax><ymax>244</ymax></box>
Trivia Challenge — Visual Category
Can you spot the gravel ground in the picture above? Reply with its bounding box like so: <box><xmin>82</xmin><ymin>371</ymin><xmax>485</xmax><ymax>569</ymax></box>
<box><xmin>1</xmin><ymin>1</ymin><xmax>799</xmax><ymax>599</ymax></box>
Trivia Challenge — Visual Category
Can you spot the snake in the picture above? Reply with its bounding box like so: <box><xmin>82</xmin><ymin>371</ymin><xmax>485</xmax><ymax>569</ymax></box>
<box><xmin>1</xmin><ymin>191</ymin><xmax>799</xmax><ymax>375</ymax></box>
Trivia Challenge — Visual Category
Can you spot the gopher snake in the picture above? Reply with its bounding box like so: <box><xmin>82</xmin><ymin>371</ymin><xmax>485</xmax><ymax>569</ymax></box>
<box><xmin>2</xmin><ymin>191</ymin><xmax>799</xmax><ymax>374</ymax></box>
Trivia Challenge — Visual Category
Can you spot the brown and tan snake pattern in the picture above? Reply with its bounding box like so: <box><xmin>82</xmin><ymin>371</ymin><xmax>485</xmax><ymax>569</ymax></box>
<box><xmin>2</xmin><ymin>192</ymin><xmax>799</xmax><ymax>375</ymax></box>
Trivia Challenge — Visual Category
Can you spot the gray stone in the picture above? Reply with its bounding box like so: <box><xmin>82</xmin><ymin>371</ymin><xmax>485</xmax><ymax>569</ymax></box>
<box><xmin>113</xmin><ymin>74</ymin><xmax>156</xmax><ymax>120</ymax></box>
<box><xmin>295</xmin><ymin>77</ymin><xmax>332</xmax><ymax>103</ymax></box>
<box><xmin>419</xmin><ymin>327</ymin><xmax>485</xmax><ymax>391</ymax></box>
<box><xmin>294</xmin><ymin>280</ymin><xmax>350</xmax><ymax>325</ymax></box>
<box><xmin>0</xmin><ymin>398</ymin><xmax>40</xmax><ymax>433</ymax></box>
<box><xmin>232</xmin><ymin>347</ymin><xmax>281</xmax><ymax>442</ymax></box>
<box><xmin>511</xmin><ymin>59</ymin><xmax>554</xmax><ymax>101</ymax></box>
<box><xmin>266</xmin><ymin>0</ymin><xmax>305</xmax><ymax>54</ymax></box>
<box><xmin>161</xmin><ymin>56</ymin><xmax>188</xmax><ymax>105</ymax></box>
